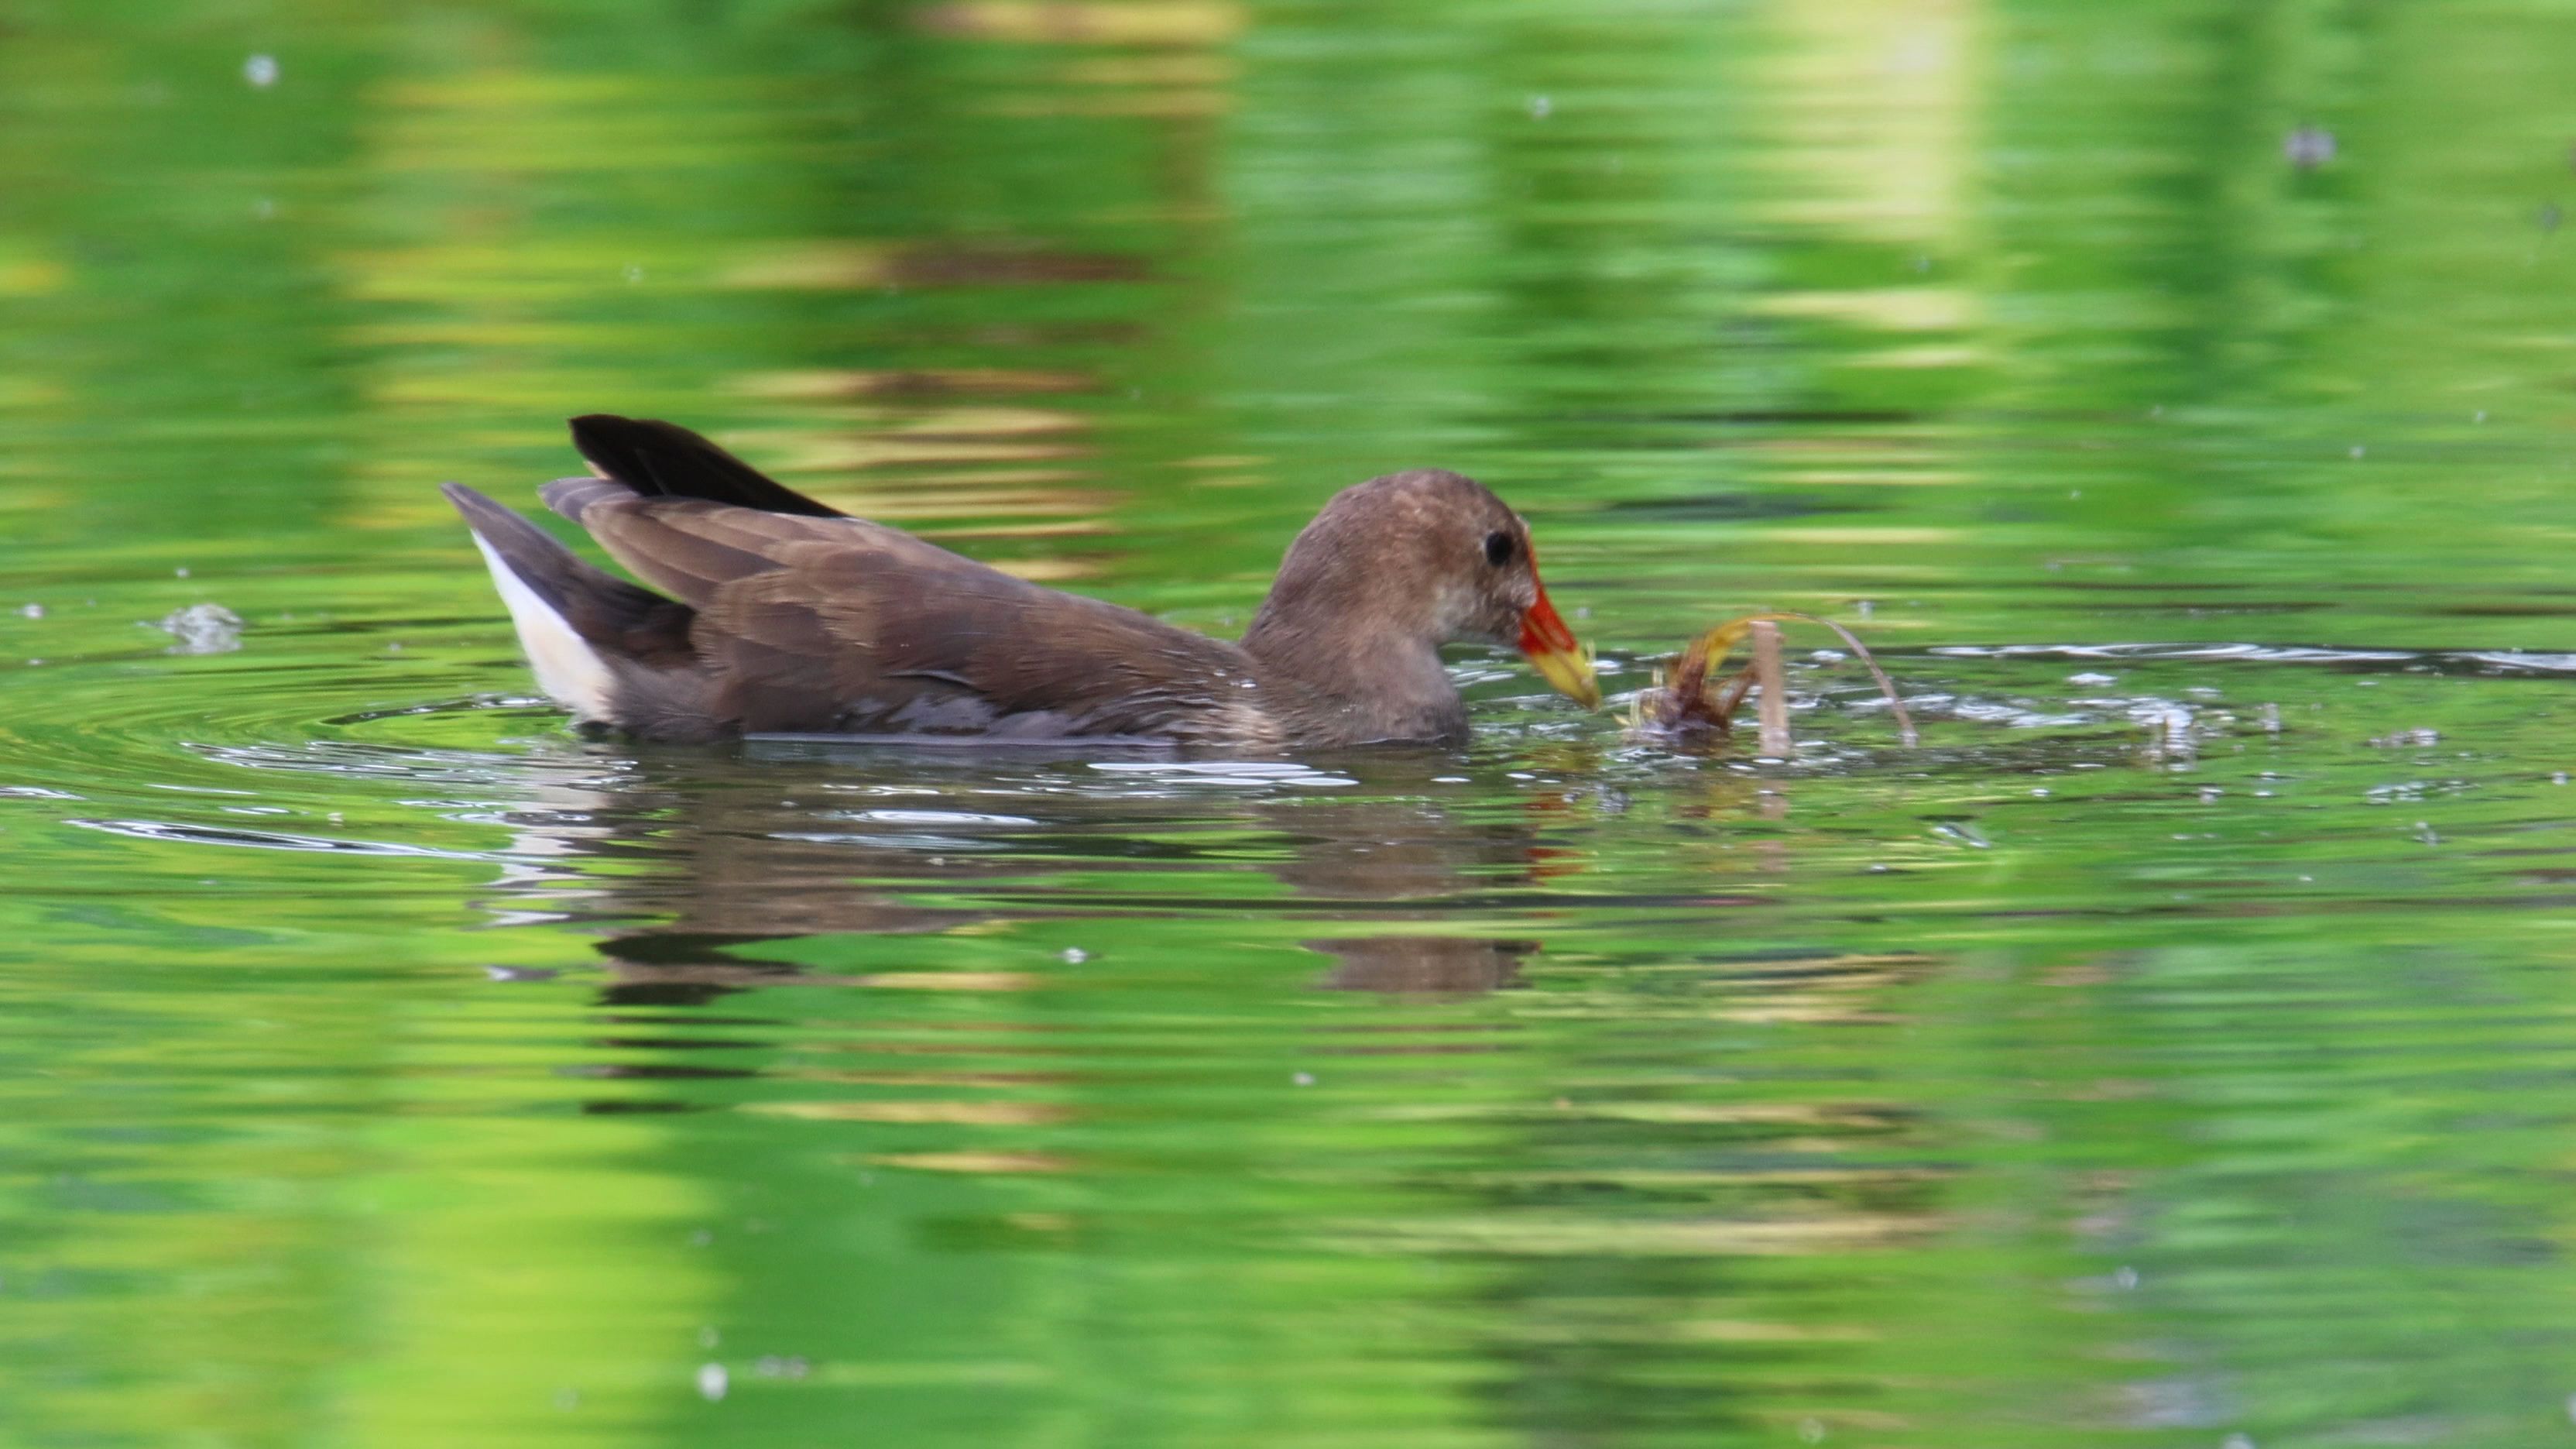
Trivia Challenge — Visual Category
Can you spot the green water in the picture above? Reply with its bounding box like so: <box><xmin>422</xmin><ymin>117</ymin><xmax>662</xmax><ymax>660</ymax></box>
<box><xmin>10</xmin><ymin>2</ymin><xmax>2576</xmax><ymax>1444</ymax></box>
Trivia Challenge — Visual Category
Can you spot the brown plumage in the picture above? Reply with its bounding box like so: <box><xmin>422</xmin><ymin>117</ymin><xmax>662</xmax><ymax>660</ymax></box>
<box><xmin>443</xmin><ymin>415</ymin><xmax>1598</xmax><ymax>747</ymax></box>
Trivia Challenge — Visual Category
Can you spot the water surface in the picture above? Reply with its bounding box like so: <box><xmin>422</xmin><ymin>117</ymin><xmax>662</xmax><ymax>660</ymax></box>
<box><xmin>9</xmin><ymin>3</ymin><xmax>2576</xmax><ymax>1446</ymax></box>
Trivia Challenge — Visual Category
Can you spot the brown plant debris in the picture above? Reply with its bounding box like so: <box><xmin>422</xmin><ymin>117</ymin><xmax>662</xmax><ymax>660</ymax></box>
<box><xmin>1627</xmin><ymin>611</ymin><xmax>1916</xmax><ymax>749</ymax></box>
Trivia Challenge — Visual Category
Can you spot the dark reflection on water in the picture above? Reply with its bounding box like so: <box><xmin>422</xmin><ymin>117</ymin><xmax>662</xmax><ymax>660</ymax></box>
<box><xmin>475</xmin><ymin>747</ymin><xmax>1564</xmax><ymax>1006</ymax></box>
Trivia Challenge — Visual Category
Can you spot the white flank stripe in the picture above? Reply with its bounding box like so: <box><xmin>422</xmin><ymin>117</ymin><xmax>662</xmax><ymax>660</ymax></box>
<box><xmin>467</xmin><ymin>531</ymin><xmax>613</xmax><ymax>721</ymax></box>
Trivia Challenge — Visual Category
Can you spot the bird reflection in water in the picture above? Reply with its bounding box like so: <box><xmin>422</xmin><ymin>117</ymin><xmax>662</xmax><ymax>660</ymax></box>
<box><xmin>465</xmin><ymin>744</ymin><xmax>1558</xmax><ymax>1005</ymax></box>
<box><xmin>444</xmin><ymin>738</ymin><xmax>1957</xmax><ymax>1439</ymax></box>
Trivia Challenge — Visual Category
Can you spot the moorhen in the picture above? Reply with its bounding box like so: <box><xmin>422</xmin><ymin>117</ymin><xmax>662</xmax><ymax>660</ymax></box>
<box><xmin>441</xmin><ymin>415</ymin><xmax>1599</xmax><ymax>747</ymax></box>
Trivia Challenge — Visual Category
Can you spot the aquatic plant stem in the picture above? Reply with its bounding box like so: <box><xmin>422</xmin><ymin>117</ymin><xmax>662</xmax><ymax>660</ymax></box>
<box><xmin>1752</xmin><ymin>620</ymin><xmax>1791</xmax><ymax>755</ymax></box>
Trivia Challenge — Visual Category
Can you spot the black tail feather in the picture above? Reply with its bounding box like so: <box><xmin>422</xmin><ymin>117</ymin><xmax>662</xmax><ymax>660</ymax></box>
<box><xmin>440</xmin><ymin>482</ymin><xmax>698</xmax><ymax>667</ymax></box>
<box><xmin>568</xmin><ymin>414</ymin><xmax>845</xmax><ymax>518</ymax></box>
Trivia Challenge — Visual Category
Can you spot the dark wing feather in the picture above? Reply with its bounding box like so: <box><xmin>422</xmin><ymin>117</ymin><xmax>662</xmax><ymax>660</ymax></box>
<box><xmin>568</xmin><ymin>414</ymin><xmax>846</xmax><ymax>518</ymax></box>
<box><xmin>557</xmin><ymin>489</ymin><xmax>1276</xmax><ymax>740</ymax></box>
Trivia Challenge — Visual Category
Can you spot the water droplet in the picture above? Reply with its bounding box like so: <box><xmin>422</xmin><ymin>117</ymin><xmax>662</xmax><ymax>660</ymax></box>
<box><xmin>17</xmin><ymin>603</ymin><xmax>40</xmax><ymax>619</ymax></box>
<box><xmin>2283</xmin><ymin>124</ymin><xmax>2334</xmax><ymax>168</ymax></box>
<box><xmin>243</xmin><ymin>53</ymin><xmax>279</xmax><ymax>88</ymax></box>
<box><xmin>1526</xmin><ymin>94</ymin><xmax>1552</xmax><ymax>119</ymax></box>
<box><xmin>1060</xmin><ymin>946</ymin><xmax>1088</xmax><ymax>963</ymax></box>
<box><xmin>696</xmin><ymin>1362</ymin><xmax>728</xmax><ymax>1401</ymax></box>
<box><xmin>1291</xmin><ymin>1071</ymin><xmax>1315</xmax><ymax>1087</ymax></box>
<box><xmin>157</xmin><ymin>603</ymin><xmax>242</xmax><ymax>654</ymax></box>
<box><xmin>2114</xmin><ymin>1265</ymin><xmax>2139</xmax><ymax>1289</ymax></box>
<box><xmin>2348</xmin><ymin>445</ymin><xmax>2367</xmax><ymax>459</ymax></box>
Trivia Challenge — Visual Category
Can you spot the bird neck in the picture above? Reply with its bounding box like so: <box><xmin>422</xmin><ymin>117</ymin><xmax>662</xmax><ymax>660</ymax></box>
<box><xmin>1243</xmin><ymin>583</ymin><xmax>1462</xmax><ymax>743</ymax></box>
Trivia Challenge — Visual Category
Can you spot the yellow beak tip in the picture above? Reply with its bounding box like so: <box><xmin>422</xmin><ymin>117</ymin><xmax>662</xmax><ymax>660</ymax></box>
<box><xmin>1527</xmin><ymin>648</ymin><xmax>1602</xmax><ymax>712</ymax></box>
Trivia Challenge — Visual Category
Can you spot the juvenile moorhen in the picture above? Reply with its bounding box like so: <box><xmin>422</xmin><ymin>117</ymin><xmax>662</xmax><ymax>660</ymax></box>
<box><xmin>441</xmin><ymin>415</ymin><xmax>1599</xmax><ymax>747</ymax></box>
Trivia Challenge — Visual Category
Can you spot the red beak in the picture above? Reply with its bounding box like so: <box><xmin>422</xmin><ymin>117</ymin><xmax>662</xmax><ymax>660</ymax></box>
<box><xmin>1516</xmin><ymin>579</ymin><xmax>1600</xmax><ymax>709</ymax></box>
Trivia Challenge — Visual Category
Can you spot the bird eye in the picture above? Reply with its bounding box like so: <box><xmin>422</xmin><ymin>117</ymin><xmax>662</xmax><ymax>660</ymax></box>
<box><xmin>1483</xmin><ymin>530</ymin><xmax>1518</xmax><ymax>567</ymax></box>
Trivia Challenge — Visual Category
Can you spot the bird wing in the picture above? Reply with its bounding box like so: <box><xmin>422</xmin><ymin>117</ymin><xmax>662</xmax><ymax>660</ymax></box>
<box><xmin>544</xmin><ymin>482</ymin><xmax>1274</xmax><ymax>740</ymax></box>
